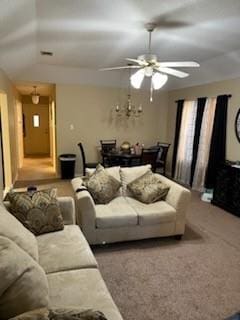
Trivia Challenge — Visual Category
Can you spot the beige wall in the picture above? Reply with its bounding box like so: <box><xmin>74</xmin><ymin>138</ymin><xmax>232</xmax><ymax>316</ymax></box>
<box><xmin>166</xmin><ymin>77</ymin><xmax>240</xmax><ymax>174</ymax></box>
<box><xmin>0</xmin><ymin>68</ymin><xmax>19</xmax><ymax>196</ymax></box>
<box><xmin>2</xmin><ymin>65</ymin><xmax>239</xmax><ymax>188</ymax></box>
<box><xmin>56</xmin><ymin>84</ymin><xmax>169</xmax><ymax>175</ymax></box>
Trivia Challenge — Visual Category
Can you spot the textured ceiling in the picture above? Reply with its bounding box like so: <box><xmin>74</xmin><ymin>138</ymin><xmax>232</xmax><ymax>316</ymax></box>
<box><xmin>1</xmin><ymin>0</ymin><xmax>240</xmax><ymax>89</ymax></box>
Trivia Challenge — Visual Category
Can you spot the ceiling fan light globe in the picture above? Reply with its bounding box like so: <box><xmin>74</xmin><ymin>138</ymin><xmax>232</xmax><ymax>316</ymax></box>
<box><xmin>152</xmin><ymin>73</ymin><xmax>168</xmax><ymax>90</ymax></box>
<box><xmin>130</xmin><ymin>69</ymin><xmax>144</xmax><ymax>89</ymax></box>
<box><xmin>144</xmin><ymin>66</ymin><xmax>153</xmax><ymax>77</ymax></box>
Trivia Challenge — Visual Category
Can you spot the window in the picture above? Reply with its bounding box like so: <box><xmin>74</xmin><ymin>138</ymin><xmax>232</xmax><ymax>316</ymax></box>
<box><xmin>174</xmin><ymin>98</ymin><xmax>217</xmax><ymax>191</ymax></box>
<box><xmin>33</xmin><ymin>114</ymin><xmax>40</xmax><ymax>127</ymax></box>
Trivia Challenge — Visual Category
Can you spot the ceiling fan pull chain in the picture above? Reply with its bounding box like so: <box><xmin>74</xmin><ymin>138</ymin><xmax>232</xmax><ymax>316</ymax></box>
<box><xmin>150</xmin><ymin>80</ymin><xmax>153</xmax><ymax>102</ymax></box>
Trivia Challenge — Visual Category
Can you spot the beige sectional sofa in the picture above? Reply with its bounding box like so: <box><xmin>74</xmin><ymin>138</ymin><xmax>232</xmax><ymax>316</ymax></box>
<box><xmin>72</xmin><ymin>165</ymin><xmax>191</xmax><ymax>245</ymax></box>
<box><xmin>0</xmin><ymin>197</ymin><xmax>122</xmax><ymax>320</ymax></box>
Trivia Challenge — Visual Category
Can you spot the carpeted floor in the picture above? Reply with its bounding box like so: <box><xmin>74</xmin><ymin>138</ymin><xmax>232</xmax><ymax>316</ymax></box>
<box><xmin>14</xmin><ymin>179</ymin><xmax>240</xmax><ymax>320</ymax></box>
<box><xmin>92</xmin><ymin>192</ymin><xmax>240</xmax><ymax>320</ymax></box>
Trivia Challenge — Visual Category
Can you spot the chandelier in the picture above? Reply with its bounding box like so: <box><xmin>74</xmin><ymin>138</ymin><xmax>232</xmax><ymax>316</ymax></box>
<box><xmin>31</xmin><ymin>86</ymin><xmax>40</xmax><ymax>104</ymax></box>
<box><xmin>114</xmin><ymin>67</ymin><xmax>143</xmax><ymax>118</ymax></box>
<box><xmin>115</xmin><ymin>94</ymin><xmax>143</xmax><ymax>118</ymax></box>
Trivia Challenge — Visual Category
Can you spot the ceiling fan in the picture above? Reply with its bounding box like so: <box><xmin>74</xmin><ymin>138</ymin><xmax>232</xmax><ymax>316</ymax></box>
<box><xmin>100</xmin><ymin>23</ymin><xmax>199</xmax><ymax>97</ymax></box>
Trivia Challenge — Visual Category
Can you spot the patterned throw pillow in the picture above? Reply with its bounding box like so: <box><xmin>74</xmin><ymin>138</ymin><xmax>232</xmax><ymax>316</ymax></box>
<box><xmin>127</xmin><ymin>171</ymin><xmax>170</xmax><ymax>204</ymax></box>
<box><xmin>9</xmin><ymin>308</ymin><xmax>107</xmax><ymax>319</ymax></box>
<box><xmin>84</xmin><ymin>164</ymin><xmax>121</xmax><ymax>204</ymax></box>
<box><xmin>7</xmin><ymin>189</ymin><xmax>64</xmax><ymax>236</ymax></box>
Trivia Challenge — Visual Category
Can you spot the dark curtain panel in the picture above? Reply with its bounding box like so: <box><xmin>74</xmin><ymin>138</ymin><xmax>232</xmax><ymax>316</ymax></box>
<box><xmin>205</xmin><ymin>95</ymin><xmax>229</xmax><ymax>189</ymax></box>
<box><xmin>190</xmin><ymin>97</ymin><xmax>207</xmax><ymax>186</ymax></box>
<box><xmin>171</xmin><ymin>99</ymin><xmax>184</xmax><ymax>178</ymax></box>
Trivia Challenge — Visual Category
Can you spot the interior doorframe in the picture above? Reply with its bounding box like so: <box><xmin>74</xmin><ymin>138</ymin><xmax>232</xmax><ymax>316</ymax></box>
<box><xmin>50</xmin><ymin>99</ymin><xmax>57</xmax><ymax>173</ymax></box>
<box><xmin>15</xmin><ymin>98</ymin><xmax>24</xmax><ymax>169</ymax></box>
<box><xmin>0</xmin><ymin>92</ymin><xmax>13</xmax><ymax>194</ymax></box>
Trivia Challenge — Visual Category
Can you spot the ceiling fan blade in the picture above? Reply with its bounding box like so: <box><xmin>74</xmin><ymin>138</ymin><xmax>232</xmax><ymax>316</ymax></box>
<box><xmin>99</xmin><ymin>65</ymin><xmax>141</xmax><ymax>71</ymax></box>
<box><xmin>155</xmin><ymin>67</ymin><xmax>189</xmax><ymax>78</ymax></box>
<box><xmin>158</xmin><ymin>61</ymin><xmax>200</xmax><ymax>68</ymax></box>
<box><xmin>125</xmin><ymin>58</ymin><xmax>147</xmax><ymax>66</ymax></box>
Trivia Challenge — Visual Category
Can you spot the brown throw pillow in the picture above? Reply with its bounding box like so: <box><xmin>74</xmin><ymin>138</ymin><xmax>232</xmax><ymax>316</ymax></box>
<box><xmin>9</xmin><ymin>308</ymin><xmax>107</xmax><ymax>319</ymax></box>
<box><xmin>84</xmin><ymin>164</ymin><xmax>121</xmax><ymax>204</ymax></box>
<box><xmin>7</xmin><ymin>189</ymin><xmax>64</xmax><ymax>236</ymax></box>
<box><xmin>127</xmin><ymin>171</ymin><xmax>170</xmax><ymax>204</ymax></box>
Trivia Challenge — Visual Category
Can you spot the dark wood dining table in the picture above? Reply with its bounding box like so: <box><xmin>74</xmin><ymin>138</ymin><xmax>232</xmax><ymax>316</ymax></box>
<box><xmin>101</xmin><ymin>150</ymin><xmax>141</xmax><ymax>167</ymax></box>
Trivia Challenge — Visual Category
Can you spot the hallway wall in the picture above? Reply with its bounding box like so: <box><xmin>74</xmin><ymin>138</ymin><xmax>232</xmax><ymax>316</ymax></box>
<box><xmin>0</xmin><ymin>68</ymin><xmax>19</xmax><ymax>196</ymax></box>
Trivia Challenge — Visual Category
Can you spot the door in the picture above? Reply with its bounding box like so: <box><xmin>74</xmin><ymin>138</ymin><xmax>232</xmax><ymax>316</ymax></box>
<box><xmin>23</xmin><ymin>104</ymin><xmax>50</xmax><ymax>156</ymax></box>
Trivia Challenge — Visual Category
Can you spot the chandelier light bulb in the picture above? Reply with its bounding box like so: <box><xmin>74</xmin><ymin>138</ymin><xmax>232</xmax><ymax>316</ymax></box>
<box><xmin>152</xmin><ymin>72</ymin><xmax>168</xmax><ymax>90</ymax></box>
<box><xmin>138</xmin><ymin>104</ymin><xmax>143</xmax><ymax>113</ymax></box>
<box><xmin>130</xmin><ymin>69</ymin><xmax>144</xmax><ymax>89</ymax></box>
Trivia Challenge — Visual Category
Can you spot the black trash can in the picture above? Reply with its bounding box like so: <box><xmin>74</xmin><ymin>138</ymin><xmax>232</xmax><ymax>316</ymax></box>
<box><xmin>59</xmin><ymin>154</ymin><xmax>76</xmax><ymax>179</ymax></box>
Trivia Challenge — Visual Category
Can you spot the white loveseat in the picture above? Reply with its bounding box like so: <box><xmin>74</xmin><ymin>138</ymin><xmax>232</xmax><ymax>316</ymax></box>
<box><xmin>71</xmin><ymin>165</ymin><xmax>191</xmax><ymax>245</ymax></box>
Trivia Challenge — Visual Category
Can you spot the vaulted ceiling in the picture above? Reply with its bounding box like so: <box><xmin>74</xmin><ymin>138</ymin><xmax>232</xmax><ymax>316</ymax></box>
<box><xmin>1</xmin><ymin>0</ymin><xmax>240</xmax><ymax>90</ymax></box>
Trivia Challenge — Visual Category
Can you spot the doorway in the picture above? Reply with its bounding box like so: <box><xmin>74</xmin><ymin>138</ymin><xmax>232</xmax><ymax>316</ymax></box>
<box><xmin>15</xmin><ymin>83</ymin><xmax>57</xmax><ymax>182</ymax></box>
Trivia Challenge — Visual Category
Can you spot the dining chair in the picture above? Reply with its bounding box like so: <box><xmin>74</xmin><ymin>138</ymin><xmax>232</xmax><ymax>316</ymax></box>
<box><xmin>141</xmin><ymin>148</ymin><xmax>159</xmax><ymax>172</ymax></box>
<box><xmin>155</xmin><ymin>143</ymin><xmax>171</xmax><ymax>176</ymax></box>
<box><xmin>77</xmin><ymin>142</ymin><xmax>98</xmax><ymax>176</ymax></box>
<box><xmin>100</xmin><ymin>139</ymin><xmax>117</xmax><ymax>166</ymax></box>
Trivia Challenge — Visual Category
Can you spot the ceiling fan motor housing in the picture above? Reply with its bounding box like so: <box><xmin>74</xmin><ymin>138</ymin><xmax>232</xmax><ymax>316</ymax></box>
<box><xmin>138</xmin><ymin>54</ymin><xmax>157</xmax><ymax>64</ymax></box>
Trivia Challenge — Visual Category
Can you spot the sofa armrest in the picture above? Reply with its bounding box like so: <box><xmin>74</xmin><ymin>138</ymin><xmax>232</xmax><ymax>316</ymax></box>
<box><xmin>71</xmin><ymin>177</ymin><xmax>84</xmax><ymax>192</ymax></box>
<box><xmin>157</xmin><ymin>175</ymin><xmax>191</xmax><ymax>235</ymax></box>
<box><xmin>71</xmin><ymin>178</ymin><xmax>96</xmax><ymax>228</ymax></box>
<box><xmin>57</xmin><ymin>196</ymin><xmax>76</xmax><ymax>225</ymax></box>
<box><xmin>4</xmin><ymin>197</ymin><xmax>76</xmax><ymax>225</ymax></box>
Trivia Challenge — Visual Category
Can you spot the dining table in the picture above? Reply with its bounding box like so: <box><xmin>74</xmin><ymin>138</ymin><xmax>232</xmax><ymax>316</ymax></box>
<box><xmin>101</xmin><ymin>149</ymin><xmax>142</xmax><ymax>167</ymax></box>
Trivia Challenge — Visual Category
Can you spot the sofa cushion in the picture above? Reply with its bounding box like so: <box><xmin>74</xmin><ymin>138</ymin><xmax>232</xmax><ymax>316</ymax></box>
<box><xmin>127</xmin><ymin>171</ymin><xmax>170</xmax><ymax>204</ymax></box>
<box><xmin>7</xmin><ymin>189</ymin><xmax>64</xmax><ymax>236</ymax></box>
<box><xmin>47</xmin><ymin>269</ymin><xmax>123</xmax><ymax>320</ymax></box>
<box><xmin>126</xmin><ymin>197</ymin><xmax>176</xmax><ymax>226</ymax></box>
<box><xmin>37</xmin><ymin>225</ymin><xmax>98</xmax><ymax>274</ymax></box>
<box><xmin>9</xmin><ymin>308</ymin><xmax>107</xmax><ymax>320</ymax></box>
<box><xmin>95</xmin><ymin>197</ymin><xmax>138</xmax><ymax>229</ymax></box>
<box><xmin>0</xmin><ymin>236</ymin><xmax>49</xmax><ymax>320</ymax></box>
<box><xmin>86</xmin><ymin>165</ymin><xmax>122</xmax><ymax>196</ymax></box>
<box><xmin>0</xmin><ymin>202</ymin><xmax>38</xmax><ymax>261</ymax></box>
<box><xmin>120</xmin><ymin>165</ymin><xmax>151</xmax><ymax>196</ymax></box>
<box><xmin>86</xmin><ymin>166</ymin><xmax>121</xmax><ymax>182</ymax></box>
<box><xmin>85</xmin><ymin>165</ymin><xmax>121</xmax><ymax>204</ymax></box>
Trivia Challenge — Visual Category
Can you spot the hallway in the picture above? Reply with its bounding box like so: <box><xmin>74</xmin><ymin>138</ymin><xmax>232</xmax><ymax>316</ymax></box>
<box><xmin>17</xmin><ymin>157</ymin><xmax>56</xmax><ymax>181</ymax></box>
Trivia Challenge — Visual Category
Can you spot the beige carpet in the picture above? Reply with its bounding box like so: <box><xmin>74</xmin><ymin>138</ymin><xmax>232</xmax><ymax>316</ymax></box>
<box><xmin>93</xmin><ymin>192</ymin><xmax>240</xmax><ymax>320</ymax></box>
<box><xmin>13</xmin><ymin>179</ymin><xmax>240</xmax><ymax>320</ymax></box>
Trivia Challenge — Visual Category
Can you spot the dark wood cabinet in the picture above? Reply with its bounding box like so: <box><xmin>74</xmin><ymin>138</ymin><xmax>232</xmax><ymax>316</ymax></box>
<box><xmin>212</xmin><ymin>163</ymin><xmax>240</xmax><ymax>217</ymax></box>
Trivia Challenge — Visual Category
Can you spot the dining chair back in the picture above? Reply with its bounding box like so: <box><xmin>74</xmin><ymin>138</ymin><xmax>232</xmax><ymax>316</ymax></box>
<box><xmin>141</xmin><ymin>148</ymin><xmax>159</xmax><ymax>172</ymax></box>
<box><xmin>156</xmin><ymin>143</ymin><xmax>171</xmax><ymax>175</ymax></box>
<box><xmin>77</xmin><ymin>142</ymin><xmax>98</xmax><ymax>176</ymax></box>
<box><xmin>100</xmin><ymin>139</ymin><xmax>117</xmax><ymax>153</ymax></box>
<box><xmin>100</xmin><ymin>140</ymin><xmax>117</xmax><ymax>166</ymax></box>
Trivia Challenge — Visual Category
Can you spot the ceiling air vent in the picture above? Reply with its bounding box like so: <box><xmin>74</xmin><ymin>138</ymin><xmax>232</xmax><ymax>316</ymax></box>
<box><xmin>40</xmin><ymin>51</ymin><xmax>53</xmax><ymax>56</ymax></box>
